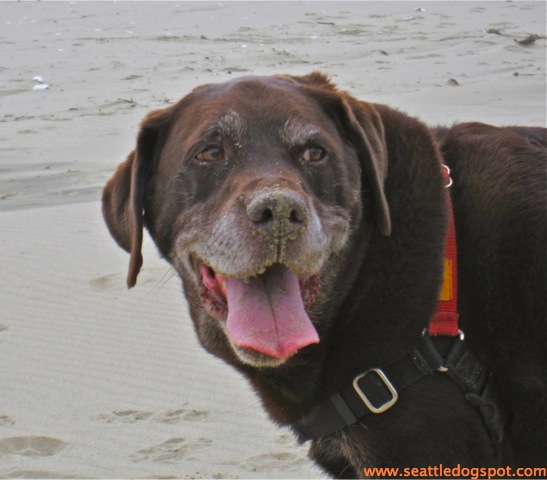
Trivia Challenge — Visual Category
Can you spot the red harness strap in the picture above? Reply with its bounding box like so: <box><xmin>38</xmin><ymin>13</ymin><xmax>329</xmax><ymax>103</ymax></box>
<box><xmin>428</xmin><ymin>165</ymin><xmax>460</xmax><ymax>337</ymax></box>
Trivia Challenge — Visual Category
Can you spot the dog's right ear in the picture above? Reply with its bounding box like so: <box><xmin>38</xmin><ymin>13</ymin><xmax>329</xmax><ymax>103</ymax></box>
<box><xmin>102</xmin><ymin>107</ymin><xmax>172</xmax><ymax>288</ymax></box>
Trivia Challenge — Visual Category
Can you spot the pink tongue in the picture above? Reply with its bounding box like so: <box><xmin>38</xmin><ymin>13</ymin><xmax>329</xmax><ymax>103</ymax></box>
<box><xmin>223</xmin><ymin>265</ymin><xmax>319</xmax><ymax>359</ymax></box>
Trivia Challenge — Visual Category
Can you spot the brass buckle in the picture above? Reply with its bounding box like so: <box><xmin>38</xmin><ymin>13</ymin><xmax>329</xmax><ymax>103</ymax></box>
<box><xmin>353</xmin><ymin>368</ymin><xmax>398</xmax><ymax>414</ymax></box>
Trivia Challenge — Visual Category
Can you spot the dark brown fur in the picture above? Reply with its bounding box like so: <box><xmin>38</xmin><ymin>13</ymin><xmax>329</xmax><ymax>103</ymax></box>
<box><xmin>102</xmin><ymin>73</ymin><xmax>546</xmax><ymax>477</ymax></box>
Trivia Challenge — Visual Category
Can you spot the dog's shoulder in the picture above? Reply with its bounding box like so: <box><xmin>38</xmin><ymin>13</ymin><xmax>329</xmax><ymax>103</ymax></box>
<box><xmin>436</xmin><ymin>122</ymin><xmax>546</xmax><ymax>218</ymax></box>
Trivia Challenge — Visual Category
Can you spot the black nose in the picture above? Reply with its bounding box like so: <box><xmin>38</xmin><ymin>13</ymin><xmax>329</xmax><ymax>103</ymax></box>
<box><xmin>246</xmin><ymin>190</ymin><xmax>308</xmax><ymax>240</ymax></box>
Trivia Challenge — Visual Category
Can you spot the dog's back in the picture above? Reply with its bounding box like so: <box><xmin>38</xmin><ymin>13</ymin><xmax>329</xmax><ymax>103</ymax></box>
<box><xmin>436</xmin><ymin>123</ymin><xmax>547</xmax><ymax>466</ymax></box>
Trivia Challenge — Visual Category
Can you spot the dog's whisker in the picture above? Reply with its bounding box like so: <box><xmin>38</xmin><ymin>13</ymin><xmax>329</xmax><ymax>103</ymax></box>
<box><xmin>144</xmin><ymin>268</ymin><xmax>177</xmax><ymax>298</ymax></box>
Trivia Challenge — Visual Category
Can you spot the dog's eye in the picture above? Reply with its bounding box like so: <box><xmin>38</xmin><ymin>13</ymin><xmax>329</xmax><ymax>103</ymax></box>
<box><xmin>196</xmin><ymin>146</ymin><xmax>224</xmax><ymax>162</ymax></box>
<box><xmin>302</xmin><ymin>146</ymin><xmax>326</xmax><ymax>163</ymax></box>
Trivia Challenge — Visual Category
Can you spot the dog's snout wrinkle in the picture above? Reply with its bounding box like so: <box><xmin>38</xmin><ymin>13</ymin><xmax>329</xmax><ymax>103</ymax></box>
<box><xmin>247</xmin><ymin>190</ymin><xmax>308</xmax><ymax>241</ymax></box>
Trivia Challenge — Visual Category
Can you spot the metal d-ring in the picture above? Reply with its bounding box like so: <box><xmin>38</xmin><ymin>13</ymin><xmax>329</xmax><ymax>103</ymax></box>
<box><xmin>420</xmin><ymin>328</ymin><xmax>466</xmax><ymax>372</ymax></box>
<box><xmin>442</xmin><ymin>164</ymin><xmax>453</xmax><ymax>188</ymax></box>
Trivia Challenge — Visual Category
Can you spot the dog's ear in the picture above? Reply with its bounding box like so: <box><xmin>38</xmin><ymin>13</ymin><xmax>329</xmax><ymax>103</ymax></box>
<box><xmin>102</xmin><ymin>107</ymin><xmax>172</xmax><ymax>288</ymax></box>
<box><xmin>296</xmin><ymin>76</ymin><xmax>391</xmax><ymax>236</ymax></box>
<box><xmin>339</xmin><ymin>97</ymin><xmax>391</xmax><ymax>236</ymax></box>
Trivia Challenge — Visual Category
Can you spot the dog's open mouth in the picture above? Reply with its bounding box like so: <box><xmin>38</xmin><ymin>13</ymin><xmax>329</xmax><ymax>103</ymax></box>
<box><xmin>196</xmin><ymin>261</ymin><xmax>320</xmax><ymax>362</ymax></box>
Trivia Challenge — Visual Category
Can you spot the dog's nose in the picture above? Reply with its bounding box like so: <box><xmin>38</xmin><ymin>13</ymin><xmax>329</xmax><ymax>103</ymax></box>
<box><xmin>246</xmin><ymin>190</ymin><xmax>308</xmax><ymax>240</ymax></box>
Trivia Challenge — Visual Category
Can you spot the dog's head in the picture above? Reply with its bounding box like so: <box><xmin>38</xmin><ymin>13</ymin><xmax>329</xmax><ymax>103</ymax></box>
<box><xmin>102</xmin><ymin>73</ymin><xmax>391</xmax><ymax>368</ymax></box>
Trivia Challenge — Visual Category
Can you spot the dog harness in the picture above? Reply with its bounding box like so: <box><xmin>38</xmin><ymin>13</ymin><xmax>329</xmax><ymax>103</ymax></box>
<box><xmin>294</xmin><ymin>166</ymin><xmax>507</xmax><ymax>456</ymax></box>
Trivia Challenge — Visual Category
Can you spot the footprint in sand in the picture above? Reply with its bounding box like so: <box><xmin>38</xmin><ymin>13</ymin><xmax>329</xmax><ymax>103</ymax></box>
<box><xmin>242</xmin><ymin>452</ymin><xmax>307</xmax><ymax>471</ymax></box>
<box><xmin>0</xmin><ymin>436</ymin><xmax>68</xmax><ymax>457</ymax></box>
<box><xmin>275</xmin><ymin>432</ymin><xmax>296</xmax><ymax>446</ymax></box>
<box><xmin>154</xmin><ymin>408</ymin><xmax>210</xmax><ymax>423</ymax></box>
<box><xmin>132</xmin><ymin>437</ymin><xmax>212</xmax><ymax>463</ymax></box>
<box><xmin>89</xmin><ymin>273</ymin><xmax>126</xmax><ymax>291</ymax></box>
<box><xmin>97</xmin><ymin>409</ymin><xmax>154</xmax><ymax>423</ymax></box>
<box><xmin>242</xmin><ymin>451</ymin><xmax>307</xmax><ymax>471</ymax></box>
<box><xmin>0</xmin><ymin>415</ymin><xmax>15</xmax><ymax>426</ymax></box>
<box><xmin>97</xmin><ymin>408</ymin><xmax>209</xmax><ymax>424</ymax></box>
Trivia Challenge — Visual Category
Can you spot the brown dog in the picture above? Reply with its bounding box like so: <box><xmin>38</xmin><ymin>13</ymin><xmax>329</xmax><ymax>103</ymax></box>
<box><xmin>102</xmin><ymin>73</ymin><xmax>546</xmax><ymax>477</ymax></box>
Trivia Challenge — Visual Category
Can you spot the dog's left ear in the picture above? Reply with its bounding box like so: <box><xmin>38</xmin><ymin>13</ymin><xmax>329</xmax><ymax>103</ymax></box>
<box><xmin>102</xmin><ymin>107</ymin><xmax>172</xmax><ymax>288</ymax></box>
<box><xmin>295</xmin><ymin>74</ymin><xmax>391</xmax><ymax>236</ymax></box>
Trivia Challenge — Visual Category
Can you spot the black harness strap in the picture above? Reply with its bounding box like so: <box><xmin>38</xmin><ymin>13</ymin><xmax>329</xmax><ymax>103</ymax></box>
<box><xmin>294</xmin><ymin>333</ymin><xmax>507</xmax><ymax>450</ymax></box>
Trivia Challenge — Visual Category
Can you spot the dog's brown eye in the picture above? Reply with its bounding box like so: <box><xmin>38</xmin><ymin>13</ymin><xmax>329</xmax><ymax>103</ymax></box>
<box><xmin>196</xmin><ymin>146</ymin><xmax>224</xmax><ymax>162</ymax></box>
<box><xmin>302</xmin><ymin>147</ymin><xmax>326</xmax><ymax>163</ymax></box>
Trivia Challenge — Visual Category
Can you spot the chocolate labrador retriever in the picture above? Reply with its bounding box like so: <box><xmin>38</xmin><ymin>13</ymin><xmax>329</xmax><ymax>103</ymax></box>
<box><xmin>102</xmin><ymin>73</ymin><xmax>546</xmax><ymax>477</ymax></box>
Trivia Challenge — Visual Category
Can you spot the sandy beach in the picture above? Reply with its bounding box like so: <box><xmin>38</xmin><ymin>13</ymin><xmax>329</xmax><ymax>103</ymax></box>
<box><xmin>1</xmin><ymin>1</ymin><xmax>545</xmax><ymax>478</ymax></box>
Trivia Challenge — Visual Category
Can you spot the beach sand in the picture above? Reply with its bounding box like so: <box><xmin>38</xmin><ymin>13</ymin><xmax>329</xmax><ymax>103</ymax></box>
<box><xmin>0</xmin><ymin>1</ymin><xmax>545</xmax><ymax>478</ymax></box>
